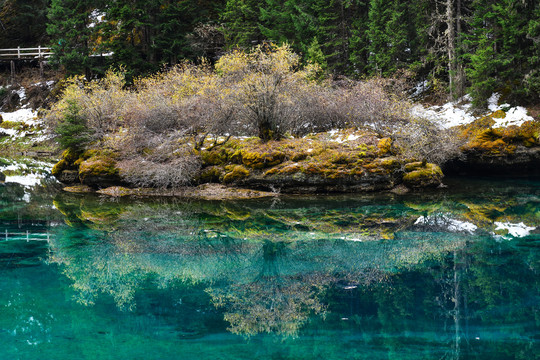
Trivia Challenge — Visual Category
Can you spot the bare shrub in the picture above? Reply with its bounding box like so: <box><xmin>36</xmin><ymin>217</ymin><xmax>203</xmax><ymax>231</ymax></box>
<box><xmin>118</xmin><ymin>148</ymin><xmax>201</xmax><ymax>188</ymax></box>
<box><xmin>49</xmin><ymin>44</ymin><xmax>459</xmax><ymax>186</ymax></box>
<box><xmin>393</xmin><ymin>117</ymin><xmax>465</xmax><ymax>165</ymax></box>
<box><xmin>47</xmin><ymin>70</ymin><xmax>131</xmax><ymax>144</ymax></box>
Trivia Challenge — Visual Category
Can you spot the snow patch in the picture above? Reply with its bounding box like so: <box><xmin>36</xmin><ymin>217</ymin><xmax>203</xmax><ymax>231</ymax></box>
<box><xmin>0</xmin><ymin>108</ymin><xmax>38</xmax><ymax>123</ymax></box>
<box><xmin>487</xmin><ymin>93</ymin><xmax>533</xmax><ymax>128</ymax></box>
<box><xmin>411</xmin><ymin>95</ymin><xmax>475</xmax><ymax>129</ymax></box>
<box><xmin>411</xmin><ymin>92</ymin><xmax>533</xmax><ymax>129</ymax></box>
<box><xmin>15</xmin><ymin>87</ymin><xmax>26</xmax><ymax>101</ymax></box>
<box><xmin>410</xmin><ymin>80</ymin><xmax>429</xmax><ymax>98</ymax></box>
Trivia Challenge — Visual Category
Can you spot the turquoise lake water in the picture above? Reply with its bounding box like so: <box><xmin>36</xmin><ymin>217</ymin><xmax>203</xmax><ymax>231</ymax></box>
<box><xmin>0</xmin><ymin>176</ymin><xmax>539</xmax><ymax>359</ymax></box>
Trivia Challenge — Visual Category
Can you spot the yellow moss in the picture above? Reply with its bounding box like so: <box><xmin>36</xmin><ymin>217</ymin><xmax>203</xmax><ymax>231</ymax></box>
<box><xmin>0</xmin><ymin>121</ymin><xmax>28</xmax><ymax>130</ymax></box>
<box><xmin>491</xmin><ymin>109</ymin><xmax>506</xmax><ymax>119</ymax></box>
<box><xmin>241</xmin><ymin>149</ymin><xmax>285</xmax><ymax>169</ymax></box>
<box><xmin>200</xmin><ymin>149</ymin><xmax>229</xmax><ymax>166</ymax></box>
<box><xmin>222</xmin><ymin>165</ymin><xmax>250</xmax><ymax>183</ymax></box>
<box><xmin>461</xmin><ymin>118</ymin><xmax>540</xmax><ymax>154</ymax></box>
<box><xmin>402</xmin><ymin>163</ymin><xmax>443</xmax><ymax>187</ymax></box>
<box><xmin>199</xmin><ymin>166</ymin><xmax>224</xmax><ymax>182</ymax></box>
<box><xmin>78</xmin><ymin>156</ymin><xmax>119</xmax><ymax>181</ymax></box>
<box><xmin>328</xmin><ymin>150</ymin><xmax>356</xmax><ymax>164</ymax></box>
<box><xmin>63</xmin><ymin>185</ymin><xmax>94</xmax><ymax>193</ymax></box>
<box><xmin>51</xmin><ymin>159</ymin><xmax>67</xmax><ymax>176</ymax></box>
<box><xmin>376</xmin><ymin>157</ymin><xmax>400</xmax><ymax>169</ymax></box>
<box><xmin>377</xmin><ymin>138</ymin><xmax>393</xmax><ymax>155</ymax></box>
<box><xmin>264</xmin><ymin>168</ymin><xmax>279</xmax><ymax>176</ymax></box>
<box><xmin>290</xmin><ymin>152</ymin><xmax>307</xmax><ymax>161</ymax></box>
<box><xmin>404</xmin><ymin>161</ymin><xmax>424</xmax><ymax>172</ymax></box>
<box><xmin>96</xmin><ymin>186</ymin><xmax>133</xmax><ymax>197</ymax></box>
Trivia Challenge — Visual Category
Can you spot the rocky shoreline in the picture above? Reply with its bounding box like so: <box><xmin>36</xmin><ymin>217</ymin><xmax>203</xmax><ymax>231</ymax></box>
<box><xmin>49</xmin><ymin>117</ymin><xmax>540</xmax><ymax>199</ymax></box>
<box><xmin>2</xmin><ymin>81</ymin><xmax>539</xmax><ymax>199</ymax></box>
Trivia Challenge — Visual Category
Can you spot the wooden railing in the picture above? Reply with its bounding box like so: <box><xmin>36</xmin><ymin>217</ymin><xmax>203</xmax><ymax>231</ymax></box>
<box><xmin>0</xmin><ymin>46</ymin><xmax>53</xmax><ymax>60</ymax></box>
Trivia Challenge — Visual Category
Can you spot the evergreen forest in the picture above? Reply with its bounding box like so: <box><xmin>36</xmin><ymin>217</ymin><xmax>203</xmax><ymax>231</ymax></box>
<box><xmin>1</xmin><ymin>0</ymin><xmax>539</xmax><ymax>107</ymax></box>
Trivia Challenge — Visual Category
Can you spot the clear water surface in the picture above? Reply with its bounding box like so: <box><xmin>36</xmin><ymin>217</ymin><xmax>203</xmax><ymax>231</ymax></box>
<box><xmin>0</xmin><ymin>172</ymin><xmax>539</xmax><ymax>359</ymax></box>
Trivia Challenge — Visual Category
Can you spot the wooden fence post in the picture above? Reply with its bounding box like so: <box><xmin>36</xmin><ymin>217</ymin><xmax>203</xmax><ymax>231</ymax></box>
<box><xmin>10</xmin><ymin>60</ymin><xmax>15</xmax><ymax>84</ymax></box>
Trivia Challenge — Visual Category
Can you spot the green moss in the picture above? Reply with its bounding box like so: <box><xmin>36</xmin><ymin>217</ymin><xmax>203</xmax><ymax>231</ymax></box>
<box><xmin>78</xmin><ymin>156</ymin><xmax>119</xmax><ymax>182</ymax></box>
<box><xmin>402</xmin><ymin>163</ymin><xmax>443</xmax><ymax>188</ymax></box>
<box><xmin>52</xmin><ymin>148</ymin><xmax>81</xmax><ymax>177</ymax></box>
<box><xmin>200</xmin><ymin>149</ymin><xmax>229</xmax><ymax>166</ymax></box>
<box><xmin>199</xmin><ymin>166</ymin><xmax>224</xmax><ymax>182</ymax></box>
<box><xmin>222</xmin><ymin>165</ymin><xmax>250</xmax><ymax>183</ymax></box>
<box><xmin>51</xmin><ymin>159</ymin><xmax>67</xmax><ymax>176</ymax></box>
<box><xmin>241</xmin><ymin>149</ymin><xmax>285</xmax><ymax>169</ymax></box>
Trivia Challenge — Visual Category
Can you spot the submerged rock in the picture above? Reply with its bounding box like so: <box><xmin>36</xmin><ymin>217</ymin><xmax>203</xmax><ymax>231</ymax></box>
<box><xmin>94</xmin><ymin>184</ymin><xmax>277</xmax><ymax>200</ymax></box>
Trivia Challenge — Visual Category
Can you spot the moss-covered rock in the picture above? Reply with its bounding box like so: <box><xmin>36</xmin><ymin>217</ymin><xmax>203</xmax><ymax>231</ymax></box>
<box><xmin>449</xmin><ymin>117</ymin><xmax>540</xmax><ymax>174</ymax></box>
<box><xmin>52</xmin><ymin>148</ymin><xmax>81</xmax><ymax>182</ymax></box>
<box><xmin>402</xmin><ymin>163</ymin><xmax>443</xmax><ymax>188</ymax></box>
<box><xmin>198</xmin><ymin>166</ymin><xmax>224</xmax><ymax>183</ymax></box>
<box><xmin>63</xmin><ymin>185</ymin><xmax>94</xmax><ymax>193</ymax></box>
<box><xmin>222</xmin><ymin>165</ymin><xmax>250</xmax><ymax>183</ymax></box>
<box><xmin>377</xmin><ymin>138</ymin><xmax>394</xmax><ymax>155</ymax></box>
<box><xmin>78</xmin><ymin>155</ymin><xmax>121</xmax><ymax>187</ymax></box>
<box><xmin>241</xmin><ymin>149</ymin><xmax>286</xmax><ymax>169</ymax></box>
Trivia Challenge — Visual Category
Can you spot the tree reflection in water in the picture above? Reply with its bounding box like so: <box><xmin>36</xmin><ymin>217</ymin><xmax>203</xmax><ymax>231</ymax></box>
<box><xmin>46</xmin><ymin>188</ymin><xmax>539</xmax><ymax>348</ymax></box>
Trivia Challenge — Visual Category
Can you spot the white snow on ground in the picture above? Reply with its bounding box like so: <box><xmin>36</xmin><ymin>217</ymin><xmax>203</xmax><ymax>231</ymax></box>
<box><xmin>323</xmin><ymin>129</ymin><xmax>364</xmax><ymax>143</ymax></box>
<box><xmin>411</xmin><ymin>94</ymin><xmax>475</xmax><ymax>129</ymax></box>
<box><xmin>15</xmin><ymin>87</ymin><xmax>26</xmax><ymax>101</ymax></box>
<box><xmin>410</xmin><ymin>80</ymin><xmax>429</xmax><ymax>99</ymax></box>
<box><xmin>487</xmin><ymin>93</ymin><xmax>534</xmax><ymax>128</ymax></box>
<box><xmin>414</xmin><ymin>214</ymin><xmax>478</xmax><ymax>234</ymax></box>
<box><xmin>33</xmin><ymin>80</ymin><xmax>55</xmax><ymax>88</ymax></box>
<box><xmin>0</xmin><ymin>109</ymin><xmax>43</xmax><ymax>139</ymax></box>
<box><xmin>412</xmin><ymin>93</ymin><xmax>534</xmax><ymax>129</ymax></box>
<box><xmin>0</xmin><ymin>108</ymin><xmax>37</xmax><ymax>123</ymax></box>
<box><xmin>494</xmin><ymin>222</ymin><xmax>536</xmax><ymax>238</ymax></box>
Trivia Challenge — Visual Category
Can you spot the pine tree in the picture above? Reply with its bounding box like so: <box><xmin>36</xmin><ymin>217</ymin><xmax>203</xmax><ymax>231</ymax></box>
<box><xmin>311</xmin><ymin>0</ymin><xmax>352</xmax><ymax>73</ymax></box>
<box><xmin>100</xmin><ymin>0</ymin><xmax>162</xmax><ymax>78</ymax></box>
<box><xmin>47</xmin><ymin>0</ymin><xmax>103</xmax><ymax>77</ymax></box>
<box><xmin>258</xmin><ymin>0</ymin><xmax>316</xmax><ymax>56</ymax></box>
<box><xmin>348</xmin><ymin>0</ymin><xmax>370</xmax><ymax>75</ymax></box>
<box><xmin>0</xmin><ymin>0</ymin><xmax>50</xmax><ymax>47</ymax></box>
<box><xmin>221</xmin><ymin>0</ymin><xmax>262</xmax><ymax>48</ymax></box>
<box><xmin>367</xmin><ymin>0</ymin><xmax>425</xmax><ymax>76</ymax></box>
<box><xmin>466</xmin><ymin>0</ymin><xmax>537</xmax><ymax>106</ymax></box>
